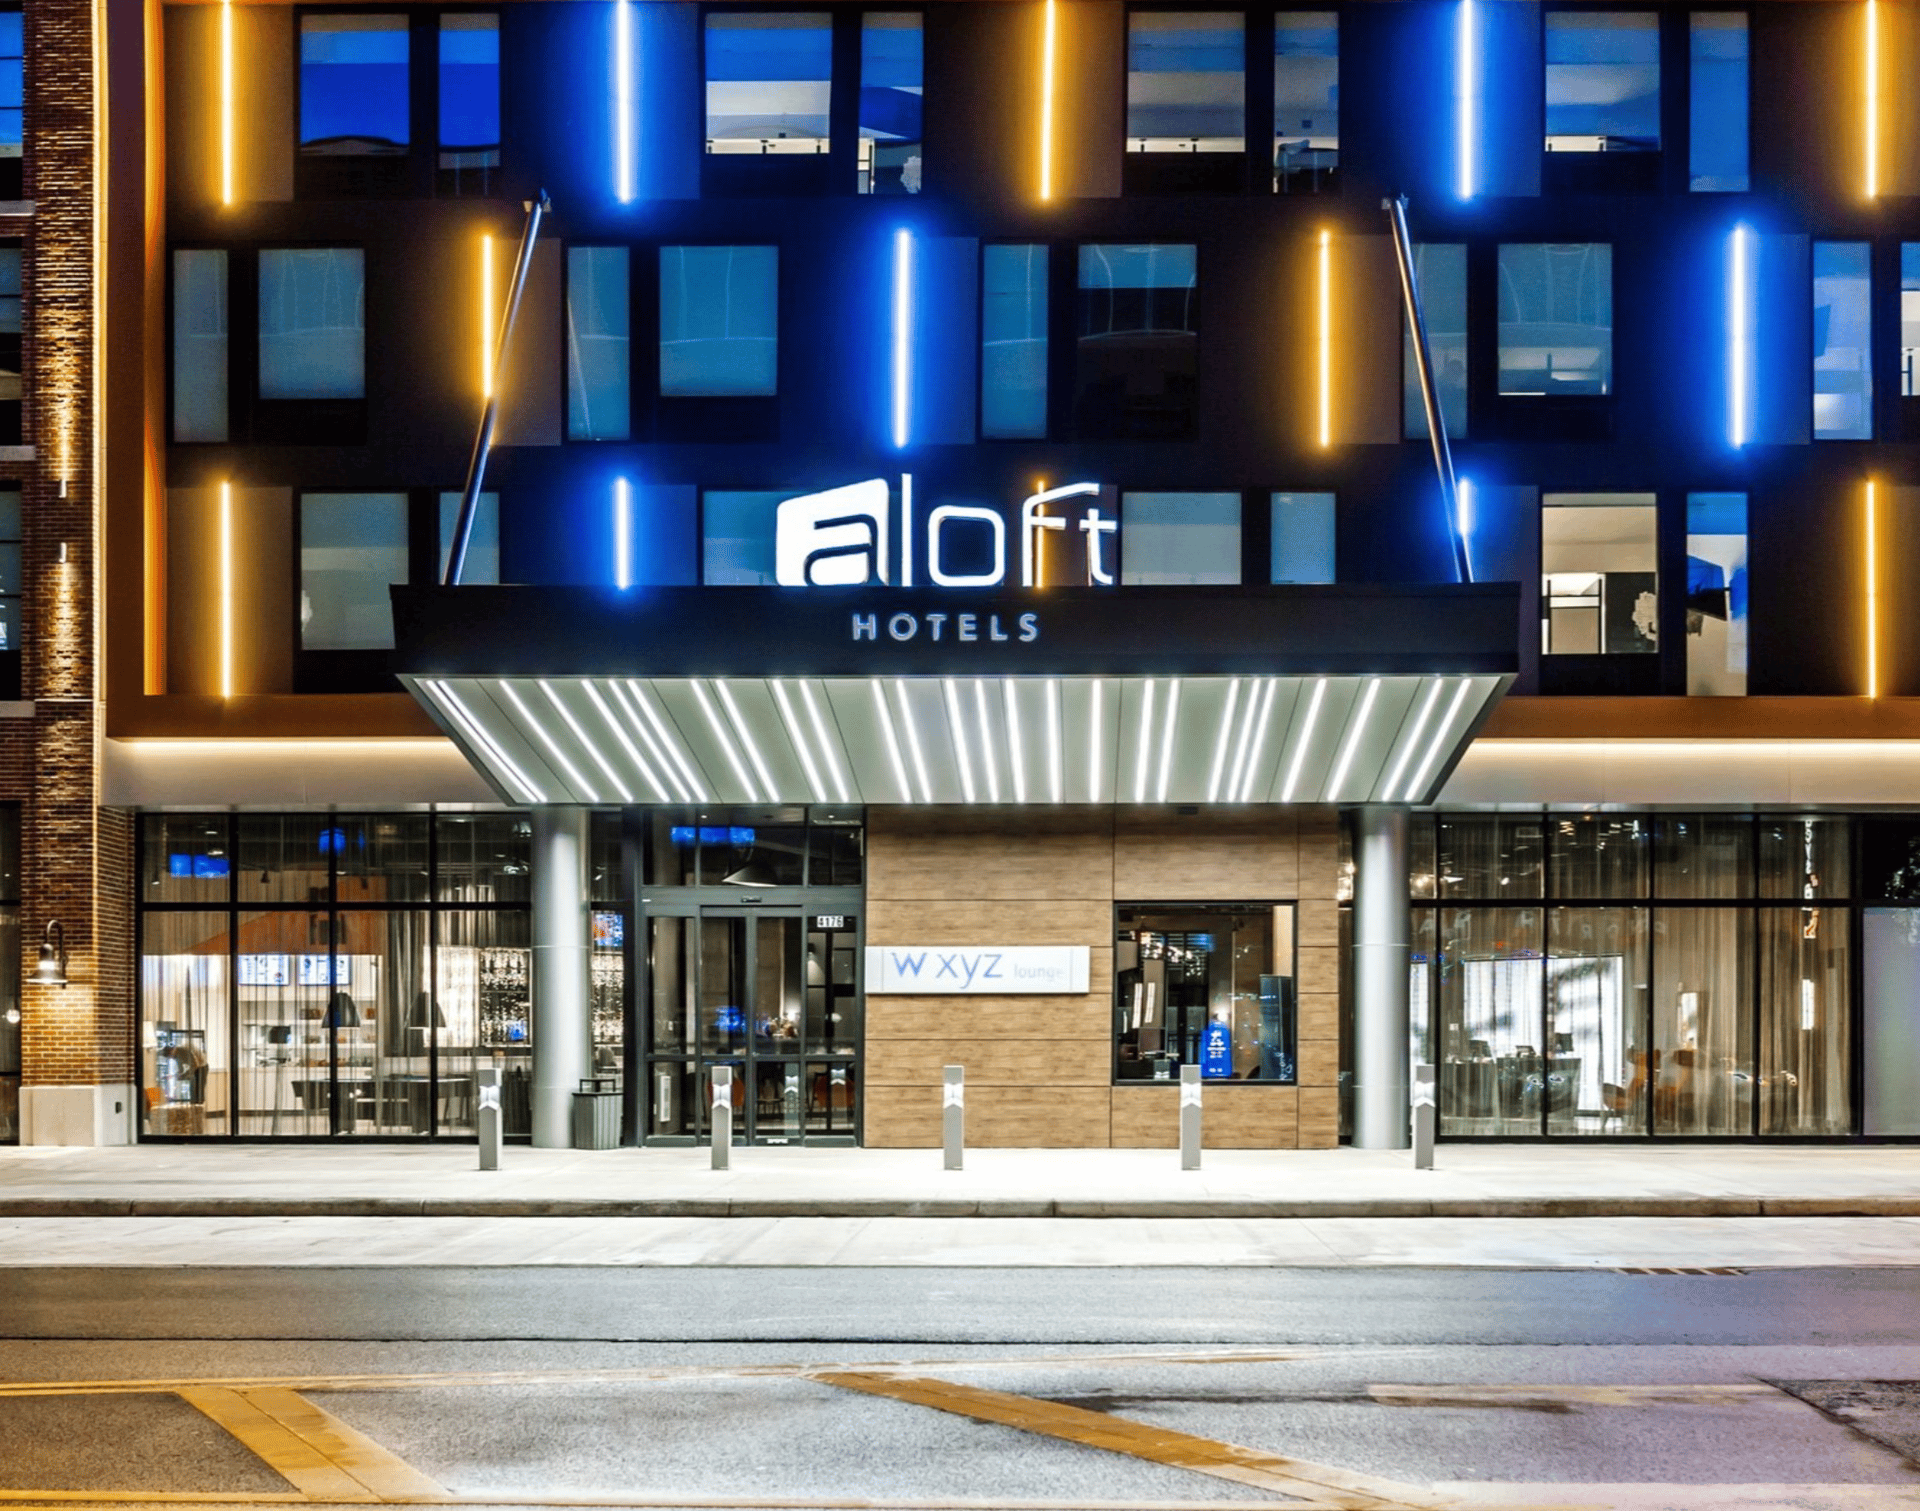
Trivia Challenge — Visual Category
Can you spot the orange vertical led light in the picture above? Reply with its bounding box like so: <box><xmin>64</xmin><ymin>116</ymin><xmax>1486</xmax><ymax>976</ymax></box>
<box><xmin>1866</xmin><ymin>479</ymin><xmax>1880</xmax><ymax>697</ymax></box>
<box><xmin>1867</xmin><ymin>0</ymin><xmax>1881</xmax><ymax>198</ymax></box>
<box><xmin>479</xmin><ymin>234</ymin><xmax>494</xmax><ymax>398</ymax></box>
<box><xmin>220</xmin><ymin>0</ymin><xmax>235</xmax><ymax>205</ymax></box>
<box><xmin>1317</xmin><ymin>229</ymin><xmax>1332</xmax><ymax>448</ymax></box>
<box><xmin>1039</xmin><ymin>0</ymin><xmax>1057</xmax><ymax>200</ymax></box>
<box><xmin>219</xmin><ymin>481</ymin><xmax>234</xmax><ymax>699</ymax></box>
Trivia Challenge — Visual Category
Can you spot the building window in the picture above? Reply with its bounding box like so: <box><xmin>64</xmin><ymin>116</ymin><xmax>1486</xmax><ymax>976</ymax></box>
<box><xmin>0</xmin><ymin>806</ymin><xmax>18</xmax><ymax>1146</ymax></box>
<box><xmin>0</xmin><ymin>7</ymin><xmax>21</xmax><ymax>199</ymax></box>
<box><xmin>859</xmin><ymin>13</ymin><xmax>922</xmax><ymax>194</ymax></box>
<box><xmin>705</xmin><ymin>12</ymin><xmax>832</xmax><ymax>154</ymax></box>
<box><xmin>1902</xmin><ymin>245</ymin><xmax>1920</xmax><ymax>398</ymax></box>
<box><xmin>1545</xmin><ymin>11</ymin><xmax>1659</xmax><ymax>153</ymax></box>
<box><xmin>1498</xmin><ymin>244</ymin><xmax>1611</xmax><ymax>397</ymax></box>
<box><xmin>1119</xmin><ymin>493</ymin><xmax>1240</xmax><ymax>585</ymax></box>
<box><xmin>1076</xmin><ymin>243</ymin><xmax>1197</xmax><ymax>440</ymax></box>
<box><xmin>701</xmin><ymin>490</ymin><xmax>784</xmax><ymax>584</ymax></box>
<box><xmin>172</xmin><ymin>250</ymin><xmax>228</xmax><ymax>444</ymax></box>
<box><xmin>1814</xmin><ymin>241</ymin><xmax>1872</xmax><ymax>440</ymax></box>
<box><xmin>1689</xmin><ymin>12</ymin><xmax>1747</xmax><ymax>192</ymax></box>
<box><xmin>1404</xmin><ymin>244</ymin><xmax>1466</xmax><ymax>439</ymax></box>
<box><xmin>438</xmin><ymin>14</ymin><xmax>500</xmax><ymax>196</ymax></box>
<box><xmin>437</xmin><ymin>491</ymin><xmax>499</xmax><ymax>585</ymax></box>
<box><xmin>258</xmin><ymin>248</ymin><xmax>365</xmax><ymax>401</ymax></box>
<box><xmin>299</xmin><ymin>14</ymin><xmax>409</xmax><ymax>194</ymax></box>
<box><xmin>660</xmin><ymin>246</ymin><xmax>778</xmax><ymax>397</ymax></box>
<box><xmin>1273</xmin><ymin>11</ymin><xmax>1337</xmax><ymax>193</ymax></box>
<box><xmin>1115</xmin><ymin>904</ymin><xmax>1296</xmax><ymax>1085</ymax></box>
<box><xmin>0</xmin><ymin>487</ymin><xmax>19</xmax><ymax>658</ymax></box>
<box><xmin>1271</xmin><ymin>491</ymin><xmax>1334</xmax><ymax>583</ymax></box>
<box><xmin>981</xmin><ymin>244</ymin><xmax>1048</xmax><ymax>439</ymax></box>
<box><xmin>0</xmin><ymin>243</ymin><xmax>18</xmax><ymax>444</ymax></box>
<box><xmin>299</xmin><ymin>492</ymin><xmax>408</xmax><ymax>651</ymax></box>
<box><xmin>1686</xmin><ymin>493</ymin><xmax>1746</xmax><ymax>697</ymax></box>
<box><xmin>1127</xmin><ymin>12</ymin><xmax>1244</xmax><ymax>153</ymax></box>
<box><xmin>567</xmin><ymin>246</ymin><xmax>631</xmax><ymax>440</ymax></box>
<box><xmin>1541</xmin><ymin>492</ymin><xmax>1656</xmax><ymax>655</ymax></box>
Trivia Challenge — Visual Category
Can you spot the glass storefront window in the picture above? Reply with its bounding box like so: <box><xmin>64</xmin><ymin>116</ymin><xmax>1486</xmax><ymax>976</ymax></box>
<box><xmin>1760</xmin><ymin>817</ymin><xmax>1849</xmax><ymax>901</ymax></box>
<box><xmin>337</xmin><ymin>815</ymin><xmax>432</xmax><ymax>905</ymax></box>
<box><xmin>1863</xmin><ymin>908</ymin><xmax>1920</xmax><ymax>1135</ymax></box>
<box><xmin>1550</xmin><ymin>814</ymin><xmax>1650</xmax><ymax>900</ymax></box>
<box><xmin>237</xmin><ymin>815</ymin><xmax>332</xmax><ymax>906</ymax></box>
<box><xmin>140</xmin><ymin>911</ymin><xmax>232</xmax><ymax>1137</ymax></box>
<box><xmin>1759</xmin><ymin>907</ymin><xmax>1850</xmax><ymax>1135</ymax></box>
<box><xmin>436</xmin><ymin>908</ymin><xmax>529</xmax><ymax>1138</ymax></box>
<box><xmin>1651</xmin><ymin>907</ymin><xmax>1753</xmax><ymax>1136</ymax></box>
<box><xmin>142</xmin><ymin>814</ymin><xmax>233</xmax><ymax>906</ymax></box>
<box><xmin>1434</xmin><ymin>906</ymin><xmax>1543</xmax><ymax>1136</ymax></box>
<box><xmin>1114</xmin><ymin>904</ymin><xmax>1295</xmax><ymax>1083</ymax></box>
<box><xmin>1653</xmin><ymin>814</ymin><xmax>1753</xmax><ymax>899</ymax></box>
<box><xmin>1546</xmin><ymin>907</ymin><xmax>1647</xmax><ymax>1135</ymax></box>
<box><xmin>435</xmin><ymin>813</ymin><xmax>530</xmax><ymax>904</ymax></box>
<box><xmin>1436</xmin><ymin>815</ymin><xmax>1543</xmax><ymax>900</ymax></box>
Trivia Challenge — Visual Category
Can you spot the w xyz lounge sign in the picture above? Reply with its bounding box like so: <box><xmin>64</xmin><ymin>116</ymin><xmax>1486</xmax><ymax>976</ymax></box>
<box><xmin>866</xmin><ymin>945</ymin><xmax>1092</xmax><ymax>995</ymax></box>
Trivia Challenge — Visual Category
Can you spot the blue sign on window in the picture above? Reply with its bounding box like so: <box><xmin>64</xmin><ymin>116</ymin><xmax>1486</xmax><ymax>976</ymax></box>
<box><xmin>669</xmin><ymin>826</ymin><xmax>757</xmax><ymax>848</ymax></box>
<box><xmin>1200</xmin><ymin>1019</ymin><xmax>1234</xmax><ymax>1079</ymax></box>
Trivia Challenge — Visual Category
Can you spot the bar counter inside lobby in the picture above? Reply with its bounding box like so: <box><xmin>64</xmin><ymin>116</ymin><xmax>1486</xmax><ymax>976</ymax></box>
<box><xmin>0</xmin><ymin>1144</ymin><xmax>1917</xmax><ymax>1221</ymax></box>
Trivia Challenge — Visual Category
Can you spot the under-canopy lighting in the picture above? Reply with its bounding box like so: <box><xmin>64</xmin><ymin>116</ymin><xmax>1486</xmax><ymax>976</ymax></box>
<box><xmin>1866</xmin><ymin>479</ymin><xmax>1880</xmax><ymax>698</ymax></box>
<box><xmin>1325</xmin><ymin>678</ymin><xmax>1381</xmax><ymax>800</ymax></box>
<box><xmin>1039</xmin><ymin>0</ymin><xmax>1057</xmax><ymax>201</ymax></box>
<box><xmin>1729</xmin><ymin>224</ymin><xmax>1752</xmax><ymax>448</ymax></box>
<box><xmin>1317</xmin><ymin>230</ymin><xmax>1333</xmax><ymax>448</ymax></box>
<box><xmin>614</xmin><ymin>477</ymin><xmax>633</xmax><ymax>589</ymax></box>
<box><xmin>479</xmin><ymin>235</ymin><xmax>495</xmax><ymax>398</ymax></box>
<box><xmin>1866</xmin><ymin>0</ymin><xmax>1881</xmax><ymax>199</ymax></box>
<box><xmin>219</xmin><ymin>481</ymin><xmax>233</xmax><ymax>698</ymax></box>
<box><xmin>891</xmin><ymin>229</ymin><xmax>914</xmax><ymax>449</ymax></box>
<box><xmin>220</xmin><ymin>0</ymin><xmax>235</xmax><ymax>206</ymax></box>
<box><xmin>1456</xmin><ymin>0</ymin><xmax>1477</xmax><ymax>201</ymax></box>
<box><xmin>615</xmin><ymin>0</ymin><xmax>636</xmax><ymax>203</ymax></box>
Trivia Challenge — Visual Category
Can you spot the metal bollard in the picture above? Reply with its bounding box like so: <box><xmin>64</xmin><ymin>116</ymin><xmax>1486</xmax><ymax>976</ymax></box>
<box><xmin>942</xmin><ymin>1065</ymin><xmax>964</xmax><ymax>1171</ymax></box>
<box><xmin>1412</xmin><ymin>1062</ymin><xmax>1437</xmax><ymax>1170</ymax></box>
<box><xmin>710</xmin><ymin>1064</ymin><xmax>732</xmax><ymax>1171</ymax></box>
<box><xmin>476</xmin><ymin>1065</ymin><xmax>501</xmax><ymax>1172</ymax></box>
<box><xmin>1179</xmin><ymin>1064</ymin><xmax>1202</xmax><ymax>1171</ymax></box>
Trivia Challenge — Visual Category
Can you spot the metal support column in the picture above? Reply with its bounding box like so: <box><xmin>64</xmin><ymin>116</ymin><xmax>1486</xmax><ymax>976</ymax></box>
<box><xmin>530</xmin><ymin>806</ymin><xmax>591</xmax><ymax>1148</ymax></box>
<box><xmin>1353</xmin><ymin>806</ymin><xmax>1412</xmax><ymax>1150</ymax></box>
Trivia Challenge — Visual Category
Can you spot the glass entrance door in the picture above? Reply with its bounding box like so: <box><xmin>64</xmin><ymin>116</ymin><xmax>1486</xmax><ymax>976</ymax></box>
<box><xmin>646</xmin><ymin>909</ymin><xmax>860</xmax><ymax>1144</ymax></box>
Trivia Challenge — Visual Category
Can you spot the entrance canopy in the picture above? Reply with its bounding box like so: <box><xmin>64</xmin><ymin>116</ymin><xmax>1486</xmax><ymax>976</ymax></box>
<box><xmin>392</xmin><ymin>585</ymin><xmax>1518</xmax><ymax>808</ymax></box>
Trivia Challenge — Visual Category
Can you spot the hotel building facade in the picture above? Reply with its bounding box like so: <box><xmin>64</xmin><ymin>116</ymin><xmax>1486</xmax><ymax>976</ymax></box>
<box><xmin>9</xmin><ymin>0</ymin><xmax>1920</xmax><ymax>1152</ymax></box>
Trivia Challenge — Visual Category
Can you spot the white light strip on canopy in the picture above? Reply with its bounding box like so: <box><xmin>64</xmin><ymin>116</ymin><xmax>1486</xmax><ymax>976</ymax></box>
<box><xmin>405</xmin><ymin>674</ymin><xmax>1506</xmax><ymax>809</ymax></box>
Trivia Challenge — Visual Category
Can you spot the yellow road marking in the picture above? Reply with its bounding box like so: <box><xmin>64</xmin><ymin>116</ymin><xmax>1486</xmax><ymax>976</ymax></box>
<box><xmin>1372</xmin><ymin>1384</ymin><xmax>1785</xmax><ymax>1409</ymax></box>
<box><xmin>811</xmin><ymin>1370</ymin><xmax>1455</xmax><ymax>1510</ymax></box>
<box><xmin>179</xmin><ymin>1388</ymin><xmax>449</xmax><ymax>1503</ymax></box>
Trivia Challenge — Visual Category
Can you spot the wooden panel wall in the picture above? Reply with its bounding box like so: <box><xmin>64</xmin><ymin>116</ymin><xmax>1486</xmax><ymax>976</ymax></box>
<box><xmin>864</xmin><ymin>806</ymin><xmax>1343</xmax><ymax>1149</ymax></box>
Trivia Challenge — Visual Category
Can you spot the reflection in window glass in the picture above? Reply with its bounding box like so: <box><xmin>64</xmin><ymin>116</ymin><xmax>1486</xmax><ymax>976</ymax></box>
<box><xmin>1654</xmin><ymin>815</ymin><xmax>1753</xmax><ymax>899</ymax></box>
<box><xmin>1438</xmin><ymin>815</ymin><xmax>1545</xmax><ymax>900</ymax></box>
<box><xmin>981</xmin><ymin>245</ymin><xmax>1048</xmax><ymax>439</ymax></box>
<box><xmin>1115</xmin><ymin>904</ymin><xmax>1294</xmax><ymax>1083</ymax></box>
<box><xmin>660</xmin><ymin>246</ymin><xmax>778</xmax><ymax>397</ymax></box>
<box><xmin>859</xmin><ymin>13</ymin><xmax>922</xmax><ymax>194</ymax></box>
<box><xmin>1541</xmin><ymin>493</ymin><xmax>1656</xmax><ymax>655</ymax></box>
<box><xmin>1120</xmin><ymin>493</ymin><xmax>1239</xmax><ymax>585</ymax></box>
<box><xmin>173</xmin><ymin>250</ymin><xmax>228</xmax><ymax>443</ymax></box>
<box><xmin>0</xmin><ymin>9</ymin><xmax>20</xmax><ymax>163</ymax></box>
<box><xmin>437</xmin><ymin>492</ymin><xmax>499</xmax><ymax>585</ymax></box>
<box><xmin>1077</xmin><ymin>243</ymin><xmax>1197</xmax><ymax>440</ymax></box>
<box><xmin>1815</xmin><ymin>242</ymin><xmax>1872</xmax><ymax>439</ymax></box>
<box><xmin>299</xmin><ymin>15</ymin><xmax>409</xmax><ymax>155</ymax></box>
<box><xmin>299</xmin><ymin>493</ymin><xmax>408</xmax><ymax>650</ymax></box>
<box><xmin>1551</xmin><ymin>814</ymin><xmax>1650</xmax><ymax>899</ymax></box>
<box><xmin>1689</xmin><ymin>12</ymin><xmax>1747</xmax><ymax>191</ymax></box>
<box><xmin>1270</xmin><ymin>492</ymin><xmax>1334</xmax><ymax>583</ymax></box>
<box><xmin>567</xmin><ymin>246</ymin><xmax>631</xmax><ymax>439</ymax></box>
<box><xmin>1686</xmin><ymin>493</ymin><xmax>1746</xmax><ymax>696</ymax></box>
<box><xmin>0</xmin><ymin>244</ymin><xmax>18</xmax><ymax>436</ymax></box>
<box><xmin>1404</xmin><ymin>244</ymin><xmax>1465</xmax><ymax>439</ymax></box>
<box><xmin>1545</xmin><ymin>11</ymin><xmax>1659</xmax><ymax>153</ymax></box>
<box><xmin>1127</xmin><ymin>12</ymin><xmax>1244</xmax><ymax>153</ymax></box>
<box><xmin>705</xmin><ymin>13</ymin><xmax>832</xmax><ymax>153</ymax></box>
<box><xmin>701</xmin><ymin>491</ymin><xmax>784</xmax><ymax>583</ymax></box>
<box><xmin>438</xmin><ymin>14</ymin><xmax>500</xmax><ymax>193</ymax></box>
<box><xmin>1499</xmin><ymin>243</ymin><xmax>1611</xmax><ymax>396</ymax></box>
<box><xmin>258</xmin><ymin>249</ymin><xmax>365</xmax><ymax>400</ymax></box>
<box><xmin>1273</xmin><ymin>11</ymin><xmax>1337</xmax><ymax>191</ymax></box>
<box><xmin>1759</xmin><ymin>816</ymin><xmax>1849</xmax><ymax>901</ymax></box>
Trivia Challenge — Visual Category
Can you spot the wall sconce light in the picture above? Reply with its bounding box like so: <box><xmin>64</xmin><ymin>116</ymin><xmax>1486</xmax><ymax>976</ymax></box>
<box><xmin>56</xmin><ymin>542</ymin><xmax>68</xmax><ymax>564</ymax></box>
<box><xmin>30</xmin><ymin>920</ymin><xmax>67</xmax><ymax>987</ymax></box>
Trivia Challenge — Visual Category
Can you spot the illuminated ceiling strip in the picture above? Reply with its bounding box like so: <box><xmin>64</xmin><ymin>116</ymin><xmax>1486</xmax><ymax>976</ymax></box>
<box><xmin>498</xmin><ymin>679</ymin><xmax>597</xmax><ymax>801</ymax></box>
<box><xmin>1278</xmin><ymin>678</ymin><xmax>1329</xmax><ymax>803</ymax></box>
<box><xmin>1404</xmin><ymin>677</ymin><xmax>1478</xmax><ymax>800</ymax></box>
<box><xmin>715</xmin><ymin>680</ymin><xmax>777</xmax><ymax>801</ymax></box>
<box><xmin>425</xmin><ymin>680</ymin><xmax>544</xmax><ymax>804</ymax></box>
<box><xmin>772</xmin><ymin>680</ymin><xmax>829</xmax><ymax>799</ymax></box>
<box><xmin>1133</xmin><ymin>679</ymin><xmax>1157</xmax><ymax>803</ymax></box>
<box><xmin>691</xmin><ymin>679</ymin><xmax>757</xmax><ymax>801</ymax></box>
<box><xmin>540</xmin><ymin>679</ymin><xmax>627</xmax><ymax>799</ymax></box>
<box><xmin>1005</xmin><ymin>681</ymin><xmax>1028</xmax><ymax>803</ymax></box>
<box><xmin>1155</xmin><ymin>678</ymin><xmax>1182</xmax><ymax>803</ymax></box>
<box><xmin>1729</xmin><ymin>225</ymin><xmax>1751</xmax><ymax>449</ymax></box>
<box><xmin>614</xmin><ymin>477</ymin><xmax>633</xmax><ymax>589</ymax></box>
<box><xmin>1088</xmin><ymin>678</ymin><xmax>1104</xmax><ymax>803</ymax></box>
<box><xmin>894</xmin><ymin>680</ymin><xmax>934</xmax><ymax>803</ymax></box>
<box><xmin>582</xmin><ymin>680</ymin><xmax>667</xmax><ymax>800</ymax></box>
<box><xmin>1207</xmin><ymin>679</ymin><xmax>1243</xmax><ymax>803</ymax></box>
<box><xmin>1046</xmin><ymin>679</ymin><xmax>1063</xmax><ymax>804</ymax></box>
<box><xmin>1237</xmin><ymin>678</ymin><xmax>1281</xmax><ymax>803</ymax></box>
<box><xmin>1382</xmin><ymin>678</ymin><xmax>1447</xmax><ymax>802</ymax></box>
<box><xmin>617</xmin><ymin>679</ymin><xmax>705</xmax><ymax>802</ymax></box>
<box><xmin>941</xmin><ymin>678</ymin><xmax>977</xmax><ymax>803</ymax></box>
<box><xmin>872</xmin><ymin>681</ymin><xmax>913</xmax><ymax>802</ymax></box>
<box><xmin>973</xmin><ymin>678</ymin><xmax>1001</xmax><ymax>802</ymax></box>
<box><xmin>219</xmin><ymin>481</ymin><xmax>233</xmax><ymax>699</ymax></box>
<box><xmin>480</xmin><ymin>235</ymin><xmax>494</xmax><ymax>399</ymax></box>
<box><xmin>892</xmin><ymin>229</ymin><xmax>914</xmax><ymax>449</ymax></box>
<box><xmin>1326</xmin><ymin>678</ymin><xmax>1382</xmax><ymax>801</ymax></box>
<box><xmin>1456</xmin><ymin>0</ymin><xmax>1476</xmax><ymax>201</ymax></box>
<box><xmin>1317</xmin><ymin>230</ymin><xmax>1332</xmax><ymax>449</ymax></box>
<box><xmin>1867</xmin><ymin>0</ymin><xmax>1881</xmax><ymax>199</ymax></box>
<box><xmin>1866</xmin><ymin>479</ymin><xmax>1880</xmax><ymax>698</ymax></box>
<box><xmin>614</xmin><ymin>0</ymin><xmax>636</xmax><ymax>204</ymax></box>
<box><xmin>1224</xmin><ymin>676</ymin><xmax>1265</xmax><ymax>801</ymax></box>
<box><xmin>800</xmin><ymin>681</ymin><xmax>852</xmax><ymax>802</ymax></box>
<box><xmin>220</xmin><ymin>0</ymin><xmax>235</xmax><ymax>206</ymax></box>
<box><xmin>1039</xmin><ymin>0</ymin><xmax>1057</xmax><ymax>201</ymax></box>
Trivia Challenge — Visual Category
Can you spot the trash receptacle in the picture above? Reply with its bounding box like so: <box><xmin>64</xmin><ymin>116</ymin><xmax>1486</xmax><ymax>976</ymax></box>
<box><xmin>571</xmin><ymin>1078</ymin><xmax>621</xmax><ymax>1149</ymax></box>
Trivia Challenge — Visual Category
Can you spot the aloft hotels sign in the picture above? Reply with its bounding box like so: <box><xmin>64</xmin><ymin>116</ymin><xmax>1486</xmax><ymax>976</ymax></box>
<box><xmin>865</xmin><ymin>945</ymin><xmax>1092</xmax><ymax>995</ymax></box>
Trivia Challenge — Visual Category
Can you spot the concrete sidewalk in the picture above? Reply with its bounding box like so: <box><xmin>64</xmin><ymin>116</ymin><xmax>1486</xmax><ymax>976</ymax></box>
<box><xmin>2</xmin><ymin>1142</ymin><xmax>1919</xmax><ymax>1218</ymax></box>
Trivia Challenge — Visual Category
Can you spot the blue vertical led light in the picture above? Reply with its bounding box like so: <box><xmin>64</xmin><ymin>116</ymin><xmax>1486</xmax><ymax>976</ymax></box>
<box><xmin>614</xmin><ymin>0</ymin><xmax>636</xmax><ymax>203</ymax></box>
<box><xmin>891</xmin><ymin>227</ymin><xmax>914</xmax><ymax>449</ymax></box>
<box><xmin>1456</xmin><ymin>475</ymin><xmax>1476</xmax><ymax>581</ymax></box>
<box><xmin>1456</xmin><ymin>0</ymin><xmax>1477</xmax><ymax>201</ymax></box>
<box><xmin>614</xmin><ymin>477</ymin><xmax>634</xmax><ymax>589</ymax></box>
<box><xmin>1728</xmin><ymin>223</ymin><xmax>1753</xmax><ymax>448</ymax></box>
